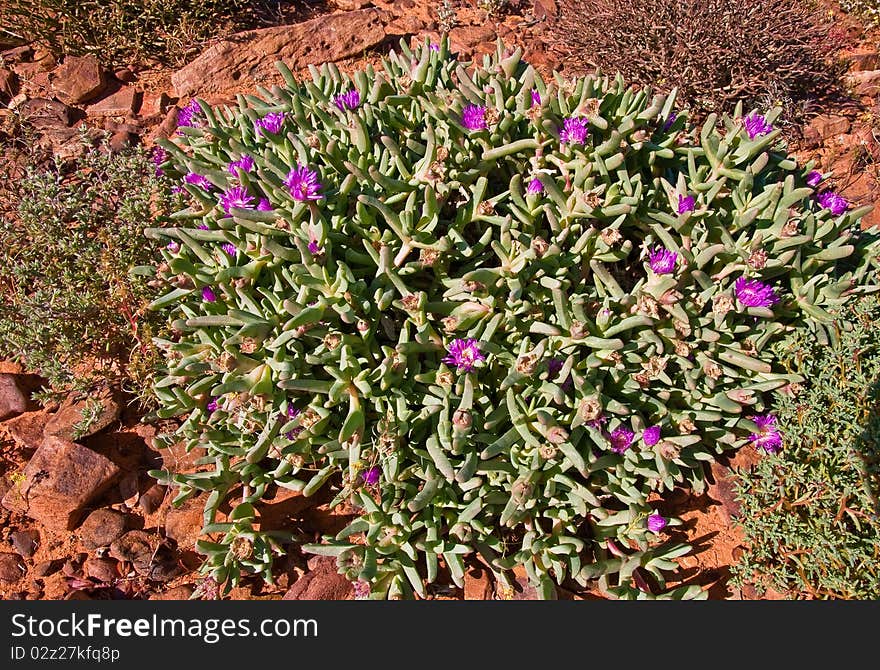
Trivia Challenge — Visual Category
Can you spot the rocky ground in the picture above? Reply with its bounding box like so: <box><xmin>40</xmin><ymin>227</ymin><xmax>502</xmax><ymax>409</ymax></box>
<box><xmin>0</xmin><ymin>0</ymin><xmax>877</xmax><ymax>600</ymax></box>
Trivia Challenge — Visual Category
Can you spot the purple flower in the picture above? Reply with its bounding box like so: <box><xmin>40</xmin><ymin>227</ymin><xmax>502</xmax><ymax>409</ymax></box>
<box><xmin>817</xmin><ymin>191</ymin><xmax>848</xmax><ymax>216</ymax></box>
<box><xmin>648</xmin><ymin>245</ymin><xmax>677</xmax><ymax>275</ymax></box>
<box><xmin>255</xmin><ymin>112</ymin><xmax>286</xmax><ymax>136</ymax></box>
<box><xmin>202</xmin><ymin>286</ymin><xmax>216</xmax><ymax>302</ymax></box>
<box><xmin>221</xmin><ymin>243</ymin><xmax>236</xmax><ymax>256</ymax></box>
<box><xmin>219</xmin><ymin>186</ymin><xmax>255</xmax><ymax>214</ymax></box>
<box><xmin>610</xmin><ymin>427</ymin><xmax>634</xmax><ymax>454</ymax></box>
<box><xmin>662</xmin><ymin>112</ymin><xmax>677</xmax><ymax>132</ymax></box>
<box><xmin>360</xmin><ymin>467</ymin><xmax>381</xmax><ymax>486</ymax></box>
<box><xmin>334</xmin><ymin>89</ymin><xmax>361</xmax><ymax>111</ymax></box>
<box><xmin>197</xmin><ymin>224</ymin><xmax>209</xmax><ymax>230</ymax></box>
<box><xmin>647</xmin><ymin>514</ymin><xmax>668</xmax><ymax>532</ymax></box>
<box><xmin>284</xmin><ymin>164</ymin><xmax>323</xmax><ymax>201</ymax></box>
<box><xmin>743</xmin><ymin>113</ymin><xmax>773</xmax><ymax>140</ymax></box>
<box><xmin>547</xmin><ymin>358</ymin><xmax>565</xmax><ymax>376</ymax></box>
<box><xmin>166</xmin><ymin>241</ymin><xmax>180</xmax><ymax>253</ymax></box>
<box><xmin>171</xmin><ymin>185</ymin><xmax>185</xmax><ymax>194</ymax></box>
<box><xmin>151</xmin><ymin>146</ymin><xmax>168</xmax><ymax>176</ymax></box>
<box><xmin>206</xmin><ymin>397</ymin><xmax>219</xmax><ymax>413</ymax></box>
<box><xmin>526</xmin><ymin>177</ymin><xmax>544</xmax><ymax>194</ymax></box>
<box><xmin>227</xmin><ymin>154</ymin><xmax>255</xmax><ymax>176</ymax></box>
<box><xmin>285</xmin><ymin>406</ymin><xmax>303</xmax><ymax>440</ymax></box>
<box><xmin>461</xmin><ymin>104</ymin><xmax>487</xmax><ymax>130</ymax></box>
<box><xmin>735</xmin><ymin>277</ymin><xmax>779</xmax><ymax>308</ymax></box>
<box><xmin>749</xmin><ymin>414</ymin><xmax>782</xmax><ymax>453</ymax></box>
<box><xmin>184</xmin><ymin>172</ymin><xmax>213</xmax><ymax>190</ymax></box>
<box><xmin>806</xmin><ymin>170</ymin><xmax>823</xmax><ymax>187</ymax></box>
<box><xmin>531</xmin><ymin>89</ymin><xmax>541</xmax><ymax>106</ymax></box>
<box><xmin>442</xmin><ymin>338</ymin><xmax>486</xmax><ymax>372</ymax></box>
<box><xmin>587</xmin><ymin>415</ymin><xmax>608</xmax><ymax>430</ymax></box>
<box><xmin>257</xmin><ymin>198</ymin><xmax>273</xmax><ymax>211</ymax></box>
<box><xmin>307</xmin><ymin>240</ymin><xmax>321</xmax><ymax>254</ymax></box>
<box><xmin>677</xmin><ymin>194</ymin><xmax>695</xmax><ymax>214</ymax></box>
<box><xmin>176</xmin><ymin>99</ymin><xmax>203</xmax><ymax>130</ymax></box>
<box><xmin>560</xmin><ymin>116</ymin><xmax>589</xmax><ymax>145</ymax></box>
<box><xmin>643</xmin><ymin>425</ymin><xmax>661</xmax><ymax>447</ymax></box>
<box><xmin>430</xmin><ymin>42</ymin><xmax>440</xmax><ymax>52</ymax></box>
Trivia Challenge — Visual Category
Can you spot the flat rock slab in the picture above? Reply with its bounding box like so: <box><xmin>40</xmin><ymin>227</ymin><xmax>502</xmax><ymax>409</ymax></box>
<box><xmin>49</xmin><ymin>55</ymin><xmax>106</xmax><ymax>104</ymax></box>
<box><xmin>0</xmin><ymin>373</ymin><xmax>28</xmax><ymax>421</ymax></box>
<box><xmin>86</xmin><ymin>85</ymin><xmax>137</xmax><ymax>118</ymax></box>
<box><xmin>1</xmin><ymin>436</ymin><xmax>121</xmax><ymax>531</ymax></box>
<box><xmin>43</xmin><ymin>387</ymin><xmax>121</xmax><ymax>441</ymax></box>
<box><xmin>171</xmin><ymin>8</ymin><xmax>388</xmax><ymax>99</ymax></box>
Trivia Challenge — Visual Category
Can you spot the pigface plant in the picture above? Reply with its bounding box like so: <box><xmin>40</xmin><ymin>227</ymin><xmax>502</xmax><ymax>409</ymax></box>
<box><xmin>146</xmin><ymin>37</ymin><xmax>879</xmax><ymax>599</ymax></box>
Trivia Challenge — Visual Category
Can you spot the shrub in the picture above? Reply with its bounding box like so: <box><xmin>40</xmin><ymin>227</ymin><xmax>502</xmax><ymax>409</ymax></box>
<box><xmin>551</xmin><ymin>0</ymin><xmax>841</xmax><ymax>124</ymax></box>
<box><xmin>731</xmin><ymin>296</ymin><xmax>880</xmax><ymax>599</ymax></box>
<box><xmin>840</xmin><ymin>0</ymin><xmax>880</xmax><ymax>27</ymax></box>
<box><xmin>146</xmin><ymin>38</ymin><xmax>878</xmax><ymax>599</ymax></box>
<box><xmin>0</xmin><ymin>136</ymin><xmax>172</xmax><ymax>403</ymax></box>
<box><xmin>0</xmin><ymin>0</ymin><xmax>288</xmax><ymax>68</ymax></box>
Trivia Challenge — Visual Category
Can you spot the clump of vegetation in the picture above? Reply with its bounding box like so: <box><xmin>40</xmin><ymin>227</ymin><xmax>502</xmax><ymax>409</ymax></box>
<box><xmin>552</xmin><ymin>0</ymin><xmax>842</xmax><ymax>123</ymax></box>
<box><xmin>146</xmin><ymin>37</ymin><xmax>877</xmax><ymax>599</ymax></box>
<box><xmin>0</xmin><ymin>0</ymin><xmax>294</xmax><ymax>68</ymax></box>
<box><xmin>731</xmin><ymin>295</ymin><xmax>880</xmax><ymax>599</ymax></box>
<box><xmin>839</xmin><ymin>0</ymin><xmax>880</xmax><ymax>27</ymax></box>
<box><xmin>0</xmin><ymin>137</ymin><xmax>172</xmax><ymax>404</ymax></box>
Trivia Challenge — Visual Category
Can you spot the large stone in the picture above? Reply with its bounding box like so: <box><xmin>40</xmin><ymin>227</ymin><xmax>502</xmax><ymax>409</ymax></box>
<box><xmin>77</xmin><ymin>508</ymin><xmax>127</xmax><ymax>549</ymax></box>
<box><xmin>163</xmin><ymin>497</ymin><xmax>204</xmax><ymax>550</ymax></box>
<box><xmin>0</xmin><ymin>374</ymin><xmax>28</xmax><ymax>421</ymax></box>
<box><xmin>0</xmin><ymin>552</ymin><xmax>25</xmax><ymax>583</ymax></box>
<box><xmin>18</xmin><ymin>98</ymin><xmax>71</xmax><ymax>130</ymax></box>
<box><xmin>847</xmin><ymin>70</ymin><xmax>880</xmax><ymax>98</ymax></box>
<box><xmin>282</xmin><ymin>556</ymin><xmax>353</xmax><ymax>600</ymax></box>
<box><xmin>49</xmin><ymin>55</ymin><xmax>107</xmax><ymax>104</ymax></box>
<box><xmin>43</xmin><ymin>388</ymin><xmax>121</xmax><ymax>441</ymax></box>
<box><xmin>807</xmin><ymin>114</ymin><xmax>851</xmax><ymax>141</ymax></box>
<box><xmin>5</xmin><ymin>410</ymin><xmax>50</xmax><ymax>449</ymax></box>
<box><xmin>9</xmin><ymin>529</ymin><xmax>40</xmax><ymax>559</ymax></box>
<box><xmin>171</xmin><ymin>8</ymin><xmax>388</xmax><ymax>99</ymax></box>
<box><xmin>1</xmin><ymin>436</ymin><xmax>121</xmax><ymax>531</ymax></box>
<box><xmin>85</xmin><ymin>86</ymin><xmax>137</xmax><ymax>118</ymax></box>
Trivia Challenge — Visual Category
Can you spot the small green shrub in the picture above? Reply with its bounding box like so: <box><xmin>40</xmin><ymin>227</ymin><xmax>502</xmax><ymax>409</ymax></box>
<box><xmin>0</xmin><ymin>0</ymin><xmax>287</xmax><ymax>68</ymax></box>
<box><xmin>731</xmin><ymin>296</ymin><xmax>880</xmax><ymax>599</ymax></box>
<box><xmin>0</xmin><ymin>137</ymin><xmax>172</xmax><ymax>403</ymax></box>
<box><xmin>552</xmin><ymin>0</ymin><xmax>842</xmax><ymax>124</ymax></box>
<box><xmin>146</xmin><ymin>38</ymin><xmax>878</xmax><ymax>599</ymax></box>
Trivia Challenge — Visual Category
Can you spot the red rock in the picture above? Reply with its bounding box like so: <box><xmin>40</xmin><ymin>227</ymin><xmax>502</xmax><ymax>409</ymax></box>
<box><xmin>49</xmin><ymin>55</ymin><xmax>107</xmax><ymax>104</ymax></box>
<box><xmin>533</xmin><ymin>0</ymin><xmax>557</xmax><ymax>19</ymax></box>
<box><xmin>86</xmin><ymin>86</ymin><xmax>137</xmax><ymax>118</ymax></box>
<box><xmin>18</xmin><ymin>98</ymin><xmax>71</xmax><ymax>130</ymax></box>
<box><xmin>83</xmin><ymin>557</ymin><xmax>119</xmax><ymax>583</ymax></box>
<box><xmin>113</xmin><ymin>67</ymin><xmax>137</xmax><ymax>83</ymax></box>
<box><xmin>137</xmin><ymin>91</ymin><xmax>172</xmax><ymax>118</ymax></box>
<box><xmin>331</xmin><ymin>0</ymin><xmax>374</xmax><ymax>8</ymax></box>
<box><xmin>4</xmin><ymin>410</ymin><xmax>49</xmax><ymax>449</ymax></box>
<box><xmin>282</xmin><ymin>556</ymin><xmax>353</xmax><ymax>600</ymax></box>
<box><xmin>463</xmin><ymin>564</ymin><xmax>493</xmax><ymax>599</ymax></box>
<box><xmin>1</xmin><ymin>45</ymin><xmax>33</xmax><ymax>63</ymax></box>
<box><xmin>10</xmin><ymin>529</ymin><xmax>40</xmax><ymax>558</ymax></box>
<box><xmin>847</xmin><ymin>70</ymin><xmax>880</xmax><ymax>97</ymax></box>
<box><xmin>163</xmin><ymin>497</ymin><xmax>205</xmax><ymax>550</ymax></box>
<box><xmin>807</xmin><ymin>114</ymin><xmax>851</xmax><ymax>141</ymax></box>
<box><xmin>0</xmin><ymin>373</ymin><xmax>28</xmax><ymax>420</ymax></box>
<box><xmin>0</xmin><ymin>552</ymin><xmax>25</xmax><ymax>583</ymax></box>
<box><xmin>150</xmin><ymin>584</ymin><xmax>194</xmax><ymax>600</ymax></box>
<box><xmin>171</xmin><ymin>8</ymin><xmax>388</xmax><ymax>99</ymax></box>
<box><xmin>43</xmin><ymin>388</ymin><xmax>121</xmax><ymax>441</ymax></box>
<box><xmin>0</xmin><ymin>436</ymin><xmax>121</xmax><ymax>531</ymax></box>
<box><xmin>78</xmin><ymin>508</ymin><xmax>128</xmax><ymax>549</ymax></box>
<box><xmin>0</xmin><ymin>68</ymin><xmax>18</xmax><ymax>101</ymax></box>
<box><xmin>107</xmin><ymin>130</ymin><xmax>136</xmax><ymax>152</ymax></box>
<box><xmin>847</xmin><ymin>49</ymin><xmax>880</xmax><ymax>72</ymax></box>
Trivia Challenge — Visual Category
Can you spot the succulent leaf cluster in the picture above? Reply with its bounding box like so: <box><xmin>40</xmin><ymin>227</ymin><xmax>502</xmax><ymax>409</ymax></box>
<box><xmin>146</xmin><ymin>38</ymin><xmax>879</xmax><ymax>599</ymax></box>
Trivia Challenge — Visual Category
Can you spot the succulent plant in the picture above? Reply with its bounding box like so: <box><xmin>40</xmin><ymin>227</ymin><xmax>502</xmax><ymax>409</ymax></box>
<box><xmin>145</xmin><ymin>37</ymin><xmax>879</xmax><ymax>599</ymax></box>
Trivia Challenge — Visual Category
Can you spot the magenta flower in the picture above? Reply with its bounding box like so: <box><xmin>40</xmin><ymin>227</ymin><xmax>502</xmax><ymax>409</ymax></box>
<box><xmin>151</xmin><ymin>146</ymin><xmax>168</xmax><ymax>176</ymax></box>
<box><xmin>221</xmin><ymin>243</ymin><xmax>236</xmax><ymax>256</ymax></box>
<box><xmin>749</xmin><ymin>414</ymin><xmax>782</xmax><ymax>453</ymax></box>
<box><xmin>806</xmin><ymin>170</ymin><xmax>823</xmax><ymax>187</ymax></box>
<box><xmin>206</xmin><ymin>397</ymin><xmax>219</xmax><ymax>413</ymax></box>
<box><xmin>527</xmin><ymin>177</ymin><xmax>544</xmax><ymax>194</ymax></box>
<box><xmin>817</xmin><ymin>191</ymin><xmax>848</xmax><ymax>216</ymax></box>
<box><xmin>285</xmin><ymin>406</ymin><xmax>303</xmax><ymax>439</ymax></box>
<box><xmin>176</xmin><ymin>99</ymin><xmax>203</xmax><ymax>130</ymax></box>
<box><xmin>360</xmin><ymin>467</ymin><xmax>381</xmax><ymax>486</ymax></box>
<box><xmin>610</xmin><ymin>427</ymin><xmax>634</xmax><ymax>454</ymax></box>
<box><xmin>202</xmin><ymin>286</ymin><xmax>216</xmax><ymax>302</ymax></box>
<box><xmin>677</xmin><ymin>194</ymin><xmax>695</xmax><ymax>214</ymax></box>
<box><xmin>743</xmin><ymin>113</ymin><xmax>773</xmax><ymax>140</ymax></box>
<box><xmin>334</xmin><ymin>89</ymin><xmax>361</xmax><ymax>111</ymax></box>
<box><xmin>227</xmin><ymin>155</ymin><xmax>255</xmax><ymax>175</ymax></box>
<box><xmin>307</xmin><ymin>240</ymin><xmax>321</xmax><ymax>254</ymax></box>
<box><xmin>648</xmin><ymin>246</ymin><xmax>677</xmax><ymax>275</ymax></box>
<box><xmin>430</xmin><ymin>42</ymin><xmax>440</xmax><ymax>52</ymax></box>
<box><xmin>735</xmin><ymin>277</ymin><xmax>779</xmax><ymax>308</ymax></box>
<box><xmin>443</xmin><ymin>338</ymin><xmax>486</xmax><ymax>372</ymax></box>
<box><xmin>171</xmin><ymin>185</ymin><xmax>185</xmax><ymax>194</ymax></box>
<box><xmin>255</xmin><ymin>112</ymin><xmax>286</xmax><ymax>136</ymax></box>
<box><xmin>461</xmin><ymin>104</ymin><xmax>487</xmax><ymax>130</ymax></box>
<box><xmin>662</xmin><ymin>112</ymin><xmax>677</xmax><ymax>132</ymax></box>
<box><xmin>647</xmin><ymin>514</ymin><xmax>668</xmax><ymax>532</ymax></box>
<box><xmin>166</xmin><ymin>241</ymin><xmax>180</xmax><ymax>253</ymax></box>
<box><xmin>643</xmin><ymin>426</ymin><xmax>661</xmax><ymax>447</ymax></box>
<box><xmin>257</xmin><ymin>198</ymin><xmax>273</xmax><ymax>211</ymax></box>
<box><xmin>197</xmin><ymin>223</ymin><xmax>209</xmax><ymax>230</ymax></box>
<box><xmin>285</xmin><ymin>164</ymin><xmax>323</xmax><ymax>201</ymax></box>
<box><xmin>184</xmin><ymin>172</ymin><xmax>213</xmax><ymax>190</ymax></box>
<box><xmin>531</xmin><ymin>89</ymin><xmax>541</xmax><ymax>106</ymax></box>
<box><xmin>219</xmin><ymin>186</ymin><xmax>255</xmax><ymax>214</ymax></box>
<box><xmin>560</xmin><ymin>116</ymin><xmax>589</xmax><ymax>145</ymax></box>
